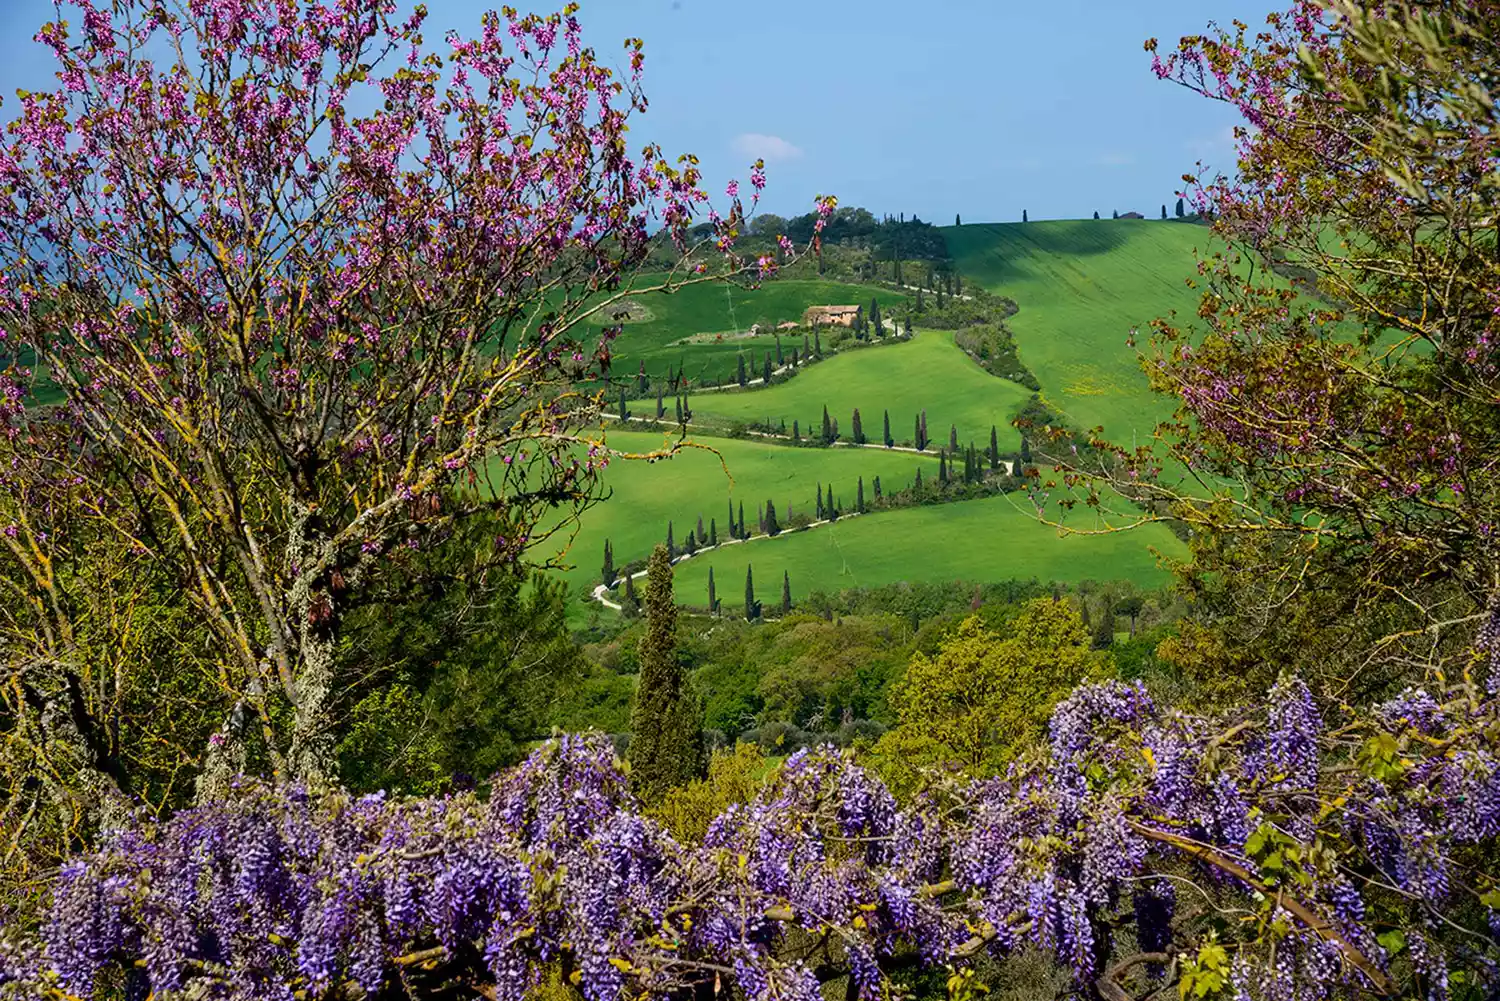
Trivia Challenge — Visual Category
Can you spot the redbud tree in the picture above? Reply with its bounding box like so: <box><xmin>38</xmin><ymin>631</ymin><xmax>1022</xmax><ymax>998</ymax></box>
<box><xmin>0</xmin><ymin>0</ymin><xmax>832</xmax><ymax>864</ymax></box>
<box><xmin>1036</xmin><ymin>0</ymin><xmax>1500</xmax><ymax>697</ymax></box>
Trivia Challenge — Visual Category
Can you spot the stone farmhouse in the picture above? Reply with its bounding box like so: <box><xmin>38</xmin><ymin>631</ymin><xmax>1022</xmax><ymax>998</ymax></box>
<box><xmin>802</xmin><ymin>304</ymin><xmax>862</xmax><ymax>328</ymax></box>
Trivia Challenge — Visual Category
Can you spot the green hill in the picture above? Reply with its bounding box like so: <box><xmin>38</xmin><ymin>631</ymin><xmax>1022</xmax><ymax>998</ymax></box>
<box><xmin>944</xmin><ymin>219</ymin><xmax>1214</xmax><ymax>445</ymax></box>
<box><xmin>691</xmin><ymin>329</ymin><xmax>1033</xmax><ymax>451</ymax></box>
<box><xmin>668</xmin><ymin>492</ymin><xmax>1183</xmax><ymax>606</ymax></box>
<box><xmin>583</xmin><ymin>274</ymin><xmax>906</xmax><ymax>384</ymax></box>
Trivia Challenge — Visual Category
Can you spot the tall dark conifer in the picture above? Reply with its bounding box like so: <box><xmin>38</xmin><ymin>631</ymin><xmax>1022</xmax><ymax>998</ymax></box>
<box><xmin>852</xmin><ymin>408</ymin><xmax>865</xmax><ymax>445</ymax></box>
<box><xmin>655</xmin><ymin>383</ymin><xmax>664</xmax><ymax>419</ymax></box>
<box><xmin>745</xmin><ymin>565</ymin><xmax>758</xmax><ymax>621</ymax></box>
<box><xmin>826</xmin><ymin>484</ymin><xmax>838</xmax><ymax>520</ymax></box>
<box><xmin>707</xmin><ymin>566</ymin><xmax>717</xmax><ymax>614</ymax></box>
<box><xmin>738</xmin><ymin>500</ymin><xmax>746</xmax><ymax>539</ymax></box>
<box><xmin>601</xmin><ymin>540</ymin><xmax>615</xmax><ymax>586</ymax></box>
<box><xmin>816</xmin><ymin>484</ymin><xmax>824</xmax><ymax>520</ymax></box>
<box><xmin>763</xmin><ymin>354</ymin><xmax>772</xmax><ymax>384</ymax></box>
<box><xmin>737</xmin><ymin>354</ymin><xmax>747</xmax><ymax>387</ymax></box>
<box><xmin>765</xmin><ymin>499</ymin><xmax>780</xmax><ymax>536</ymax></box>
<box><xmin>857</xmin><ymin>477</ymin><xmax>866</xmax><ymax>513</ymax></box>
<box><xmin>629</xmin><ymin>545</ymin><xmax>706</xmax><ymax>801</ymax></box>
<box><xmin>990</xmin><ymin>425</ymin><xmax>1000</xmax><ymax>470</ymax></box>
<box><xmin>822</xmin><ymin>406</ymin><xmax>833</xmax><ymax>444</ymax></box>
<box><xmin>883</xmin><ymin>410</ymin><xmax>893</xmax><ymax>447</ymax></box>
<box><xmin>710</xmin><ymin>519</ymin><xmax>717</xmax><ymax>546</ymax></box>
<box><xmin>666</xmin><ymin>522</ymin><xmax>675</xmax><ymax>558</ymax></box>
<box><xmin>618</xmin><ymin>386</ymin><xmax>628</xmax><ymax>422</ymax></box>
<box><xmin>874</xmin><ymin>476</ymin><xmax>883</xmax><ymax>500</ymax></box>
<box><xmin>781</xmin><ymin>571</ymin><xmax>792</xmax><ymax>615</ymax></box>
<box><xmin>949</xmin><ymin>424</ymin><xmax>959</xmax><ymax>453</ymax></box>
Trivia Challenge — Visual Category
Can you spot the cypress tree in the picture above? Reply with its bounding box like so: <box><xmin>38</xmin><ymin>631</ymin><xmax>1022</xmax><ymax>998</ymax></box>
<box><xmin>883</xmin><ymin>410</ymin><xmax>893</xmax><ymax>447</ymax></box>
<box><xmin>697</xmin><ymin>515</ymin><xmax>706</xmax><ymax>544</ymax></box>
<box><xmin>674</xmin><ymin>395</ymin><xmax>683</xmax><ymax>424</ymax></box>
<box><xmin>1020</xmin><ymin>435</ymin><xmax>1032</xmax><ymax>464</ymax></box>
<box><xmin>874</xmin><ymin>476</ymin><xmax>883</xmax><ymax>501</ymax></box>
<box><xmin>904</xmin><ymin>315</ymin><xmax>913</xmax><ymax>337</ymax></box>
<box><xmin>822</xmin><ymin>405</ymin><xmax>833</xmax><ymax>444</ymax></box>
<box><xmin>857</xmin><ymin>477</ymin><xmax>866</xmax><ymax>513</ymax></box>
<box><xmin>737</xmin><ymin>354</ymin><xmax>747</xmax><ymax>387</ymax></box>
<box><xmin>955</xmin><ymin>213</ymin><xmax>961</xmax><ymax>226</ymax></box>
<box><xmin>763</xmin><ymin>353</ymin><xmax>773</xmax><ymax>384</ymax></box>
<box><xmin>781</xmin><ymin>571</ymin><xmax>792</xmax><ymax>615</ymax></box>
<box><xmin>618</xmin><ymin>386</ymin><xmax>628</xmax><ymax>422</ymax></box>
<box><xmin>708</xmin><ymin>566</ymin><xmax>717</xmax><ymax>615</ymax></box>
<box><xmin>1023</xmin><ymin>209</ymin><xmax>1028</xmax><ymax>222</ymax></box>
<box><xmin>1175</xmin><ymin>197</ymin><xmax>1185</xmax><ymax>218</ymax></box>
<box><xmin>990</xmin><ymin>425</ymin><xmax>1000</xmax><ymax>470</ymax></box>
<box><xmin>710</xmin><ymin>519</ymin><xmax>717</xmax><ymax>546</ymax></box>
<box><xmin>852</xmin><ymin>408</ymin><xmax>865</xmax><ymax>445</ymax></box>
<box><xmin>870</xmin><ymin>298</ymin><xmax>882</xmax><ymax>337</ymax></box>
<box><xmin>816</xmin><ymin>484</ymin><xmax>824</xmax><ymax>520</ymax></box>
<box><xmin>1112</xmin><ymin>209</ymin><xmax>1119</xmax><ymax>219</ymax></box>
<box><xmin>765</xmin><ymin>499</ymin><xmax>780</xmax><ymax>536</ymax></box>
<box><xmin>779</xmin><ymin>418</ymin><xmax>787</xmax><ymax>437</ymax></box>
<box><xmin>826</xmin><ymin>484</ymin><xmax>838</xmax><ymax>521</ymax></box>
<box><xmin>728</xmin><ymin>500</ymin><xmax>736</xmax><ymax>540</ymax></box>
<box><xmin>637</xmin><ymin>360</ymin><xmax>649</xmax><ymax>393</ymax></box>
<box><xmin>666</xmin><ymin>521</ymin><xmax>675</xmax><ymax>558</ymax></box>
<box><xmin>1161</xmin><ymin>204</ymin><xmax>1168</xmax><ymax>219</ymax></box>
<box><xmin>803</xmin><ymin>333</ymin><xmax>811</xmax><ymax>358</ymax></box>
<box><xmin>793</xmin><ymin>419</ymin><xmax>801</xmax><ymax>442</ymax></box>
<box><xmin>832</xmin><ymin>416</ymin><xmax>839</xmax><ymax>440</ymax></box>
<box><xmin>791</xmin><ymin>347</ymin><xmax>799</xmax><ymax>367</ymax></box>
<box><xmin>939</xmin><ymin>451</ymin><xmax>949</xmax><ymax>485</ymax></box>
<box><xmin>920</xmin><ymin>410</ymin><xmax>929</xmax><ymax>451</ymax></box>
<box><xmin>629</xmin><ymin>545</ymin><xmax>706</xmax><ymax>801</ymax></box>
<box><xmin>602</xmin><ymin>539</ymin><xmax>615</xmax><ymax>586</ymax></box>
<box><xmin>949</xmin><ymin>424</ymin><xmax>959</xmax><ymax>453</ymax></box>
<box><xmin>745</xmin><ymin>565</ymin><xmax>758</xmax><ymax>621</ymax></box>
<box><xmin>1093</xmin><ymin>211</ymin><xmax>1100</xmax><ymax>220</ymax></box>
<box><xmin>1091</xmin><ymin>601</ymin><xmax>1116</xmax><ymax>650</ymax></box>
<box><xmin>757</xmin><ymin>504</ymin><xmax>765</xmax><ymax>536</ymax></box>
<box><xmin>621</xmin><ymin>571</ymin><xmax>638</xmax><ymax>616</ymax></box>
<box><xmin>738</xmin><ymin>500</ymin><xmax>746</xmax><ymax>539</ymax></box>
<box><xmin>916</xmin><ymin>287</ymin><xmax>924</xmax><ymax>312</ymax></box>
<box><xmin>682</xmin><ymin>386</ymin><xmax>690</xmax><ymax>420</ymax></box>
<box><xmin>684</xmin><ymin>530</ymin><xmax>697</xmax><ymax>556</ymax></box>
<box><xmin>775</xmin><ymin>338</ymin><xmax>783</xmax><ymax>366</ymax></box>
<box><xmin>814</xmin><ymin>330</ymin><xmax>823</xmax><ymax>358</ymax></box>
<box><xmin>655</xmin><ymin>383</ymin><xmax>665</xmax><ymax>419</ymax></box>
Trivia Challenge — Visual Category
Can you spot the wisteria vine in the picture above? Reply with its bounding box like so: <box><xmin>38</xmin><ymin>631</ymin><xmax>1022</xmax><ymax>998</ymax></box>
<box><xmin>4</xmin><ymin>675</ymin><xmax>1497</xmax><ymax>1001</ymax></box>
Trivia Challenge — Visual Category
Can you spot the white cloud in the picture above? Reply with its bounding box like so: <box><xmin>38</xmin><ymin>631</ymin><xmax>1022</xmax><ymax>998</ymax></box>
<box><xmin>731</xmin><ymin>133</ymin><xmax>803</xmax><ymax>163</ymax></box>
<box><xmin>1097</xmin><ymin>152</ymin><xmax>1135</xmax><ymax>167</ymax></box>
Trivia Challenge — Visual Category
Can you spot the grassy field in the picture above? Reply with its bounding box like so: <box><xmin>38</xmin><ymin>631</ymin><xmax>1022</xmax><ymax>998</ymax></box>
<box><xmin>944</xmin><ymin>220</ymin><xmax>1210</xmax><ymax>445</ymax></box>
<box><xmin>667</xmin><ymin>492</ymin><xmax>1184</xmax><ymax>607</ymax></box>
<box><xmin>582</xmin><ymin>274</ymin><xmax>907</xmax><ymax>385</ymax></box>
<box><xmin>690</xmin><ymin>330</ymin><xmax>1034</xmax><ymax>453</ymax></box>
<box><xmin>524</xmin><ymin>430</ymin><xmax>943</xmax><ymax>599</ymax></box>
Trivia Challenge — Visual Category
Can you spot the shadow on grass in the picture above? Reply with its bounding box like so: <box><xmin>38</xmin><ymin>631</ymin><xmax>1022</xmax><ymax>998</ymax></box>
<box><xmin>946</xmin><ymin>221</ymin><xmax>1137</xmax><ymax>286</ymax></box>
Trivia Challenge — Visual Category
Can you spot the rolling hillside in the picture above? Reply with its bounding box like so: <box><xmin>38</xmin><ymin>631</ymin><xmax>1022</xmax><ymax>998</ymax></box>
<box><xmin>944</xmin><ymin>219</ymin><xmax>1212</xmax><ymax>445</ymax></box>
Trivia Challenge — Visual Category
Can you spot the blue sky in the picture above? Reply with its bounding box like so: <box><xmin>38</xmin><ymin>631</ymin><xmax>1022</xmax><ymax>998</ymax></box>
<box><xmin>0</xmin><ymin>0</ymin><xmax>1262</xmax><ymax>224</ymax></box>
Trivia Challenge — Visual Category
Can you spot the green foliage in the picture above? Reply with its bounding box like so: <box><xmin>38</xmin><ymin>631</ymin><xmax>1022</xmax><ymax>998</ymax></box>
<box><xmin>889</xmin><ymin>600</ymin><xmax>1102</xmax><ymax>769</ymax></box>
<box><xmin>647</xmin><ymin>742</ymin><xmax>767</xmax><ymax>843</ymax></box>
<box><xmin>629</xmin><ymin>546</ymin><xmax>706</xmax><ymax>801</ymax></box>
<box><xmin>336</xmin><ymin>685</ymin><xmax>447</xmax><ymax>795</ymax></box>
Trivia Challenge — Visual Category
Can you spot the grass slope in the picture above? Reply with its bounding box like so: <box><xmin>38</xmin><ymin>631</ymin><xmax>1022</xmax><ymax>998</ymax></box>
<box><xmin>944</xmin><ymin>220</ymin><xmax>1211</xmax><ymax>444</ymax></box>
<box><xmin>589</xmin><ymin>275</ymin><xmax>906</xmax><ymax>384</ymax></box>
<box><xmin>691</xmin><ymin>330</ymin><xmax>1034</xmax><ymax>452</ymax></box>
<box><xmin>525</xmin><ymin>430</ymin><xmax>942</xmax><ymax>598</ymax></box>
<box><xmin>668</xmin><ymin>493</ymin><xmax>1184</xmax><ymax>607</ymax></box>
